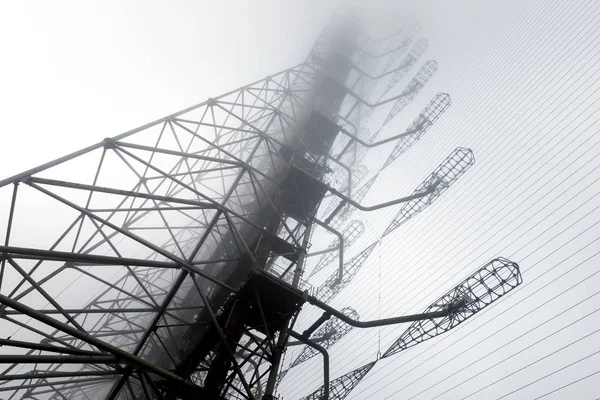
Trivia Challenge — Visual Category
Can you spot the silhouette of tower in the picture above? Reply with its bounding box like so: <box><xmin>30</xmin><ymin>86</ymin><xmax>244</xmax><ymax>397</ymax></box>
<box><xmin>0</xmin><ymin>16</ymin><xmax>519</xmax><ymax>400</ymax></box>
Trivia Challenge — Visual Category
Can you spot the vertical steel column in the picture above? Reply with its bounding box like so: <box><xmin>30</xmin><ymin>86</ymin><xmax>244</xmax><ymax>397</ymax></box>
<box><xmin>262</xmin><ymin>219</ymin><xmax>314</xmax><ymax>399</ymax></box>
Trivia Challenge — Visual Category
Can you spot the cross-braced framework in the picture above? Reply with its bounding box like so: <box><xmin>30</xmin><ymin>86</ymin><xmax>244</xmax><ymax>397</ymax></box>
<box><xmin>0</xmin><ymin>21</ymin><xmax>351</xmax><ymax>398</ymax></box>
<box><xmin>0</xmin><ymin>56</ymin><xmax>326</xmax><ymax>398</ymax></box>
<box><xmin>0</xmin><ymin>14</ymin><xmax>521</xmax><ymax>400</ymax></box>
<box><xmin>378</xmin><ymin>38</ymin><xmax>430</xmax><ymax>100</ymax></box>
<box><xmin>382</xmin><ymin>257</ymin><xmax>523</xmax><ymax>358</ymax></box>
<box><xmin>312</xmin><ymin>145</ymin><xmax>477</xmax><ymax>305</ymax></box>
<box><xmin>295</xmin><ymin>258</ymin><xmax>523</xmax><ymax>400</ymax></box>
<box><xmin>379</xmin><ymin>60</ymin><xmax>438</xmax><ymax>129</ymax></box>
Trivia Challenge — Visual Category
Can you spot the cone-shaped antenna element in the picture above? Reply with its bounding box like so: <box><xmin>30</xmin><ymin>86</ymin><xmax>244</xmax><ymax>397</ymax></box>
<box><xmin>315</xmin><ymin>242</ymin><xmax>378</xmax><ymax>303</ymax></box>
<box><xmin>381</xmin><ymin>60</ymin><xmax>438</xmax><ymax>127</ymax></box>
<box><xmin>309</xmin><ymin>220</ymin><xmax>365</xmax><ymax>278</ymax></box>
<box><xmin>276</xmin><ymin>368</ymin><xmax>290</xmax><ymax>387</ymax></box>
<box><xmin>300</xmin><ymin>361</ymin><xmax>377</xmax><ymax>400</ymax></box>
<box><xmin>382</xmin><ymin>257</ymin><xmax>523</xmax><ymax>358</ymax></box>
<box><xmin>380</xmin><ymin>38</ymin><xmax>429</xmax><ymax>99</ymax></box>
<box><xmin>380</xmin><ymin>20</ymin><xmax>423</xmax><ymax>72</ymax></box>
<box><xmin>383</xmin><ymin>93</ymin><xmax>452</xmax><ymax>169</ymax></box>
<box><xmin>383</xmin><ymin>147</ymin><xmax>474</xmax><ymax>236</ymax></box>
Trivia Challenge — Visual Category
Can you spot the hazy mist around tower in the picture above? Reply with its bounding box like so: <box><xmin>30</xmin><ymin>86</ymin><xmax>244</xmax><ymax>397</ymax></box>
<box><xmin>1</xmin><ymin>1</ymin><xmax>600</xmax><ymax>399</ymax></box>
<box><xmin>0</xmin><ymin>0</ymin><xmax>430</xmax><ymax>177</ymax></box>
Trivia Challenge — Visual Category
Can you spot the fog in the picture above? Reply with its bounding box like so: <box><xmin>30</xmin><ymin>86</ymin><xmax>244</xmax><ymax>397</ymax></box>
<box><xmin>1</xmin><ymin>1</ymin><xmax>599</xmax><ymax>399</ymax></box>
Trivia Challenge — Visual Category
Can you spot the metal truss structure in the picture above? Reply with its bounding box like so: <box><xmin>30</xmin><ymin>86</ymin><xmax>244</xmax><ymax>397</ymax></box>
<box><xmin>300</xmin><ymin>362</ymin><xmax>377</xmax><ymax>400</ymax></box>
<box><xmin>297</xmin><ymin>258</ymin><xmax>523</xmax><ymax>399</ymax></box>
<box><xmin>382</xmin><ymin>92</ymin><xmax>452</xmax><ymax>169</ymax></box>
<box><xmin>382</xmin><ymin>257</ymin><xmax>523</xmax><ymax>358</ymax></box>
<box><xmin>312</xmin><ymin>145</ymin><xmax>476</xmax><ymax>304</ymax></box>
<box><xmin>383</xmin><ymin>147</ymin><xmax>476</xmax><ymax>236</ymax></box>
<box><xmin>0</xmin><ymin>15</ymin><xmax>522</xmax><ymax>400</ymax></box>
<box><xmin>379</xmin><ymin>60</ymin><xmax>438</xmax><ymax>129</ymax></box>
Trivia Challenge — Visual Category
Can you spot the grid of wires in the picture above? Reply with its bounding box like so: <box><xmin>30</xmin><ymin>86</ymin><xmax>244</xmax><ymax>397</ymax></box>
<box><xmin>278</xmin><ymin>0</ymin><xmax>600</xmax><ymax>399</ymax></box>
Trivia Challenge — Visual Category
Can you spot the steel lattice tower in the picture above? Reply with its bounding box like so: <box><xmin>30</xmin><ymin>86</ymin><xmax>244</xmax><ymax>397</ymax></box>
<box><xmin>0</xmin><ymin>16</ymin><xmax>522</xmax><ymax>400</ymax></box>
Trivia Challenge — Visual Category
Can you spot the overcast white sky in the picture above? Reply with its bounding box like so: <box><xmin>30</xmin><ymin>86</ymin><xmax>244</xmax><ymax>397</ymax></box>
<box><xmin>0</xmin><ymin>0</ymin><xmax>333</xmax><ymax>176</ymax></box>
<box><xmin>0</xmin><ymin>0</ymin><xmax>473</xmax><ymax>177</ymax></box>
<box><xmin>0</xmin><ymin>0</ymin><xmax>432</xmax><ymax>176</ymax></box>
<box><xmin>1</xmin><ymin>1</ymin><xmax>599</xmax><ymax>399</ymax></box>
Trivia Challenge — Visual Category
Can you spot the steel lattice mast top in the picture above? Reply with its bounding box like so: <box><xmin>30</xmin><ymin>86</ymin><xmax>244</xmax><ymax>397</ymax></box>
<box><xmin>0</xmin><ymin>15</ymin><xmax>521</xmax><ymax>400</ymax></box>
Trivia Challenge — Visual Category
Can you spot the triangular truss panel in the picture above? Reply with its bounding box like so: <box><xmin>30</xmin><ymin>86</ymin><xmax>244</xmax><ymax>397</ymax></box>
<box><xmin>0</xmin><ymin>15</ymin><xmax>523</xmax><ymax>400</ymax></box>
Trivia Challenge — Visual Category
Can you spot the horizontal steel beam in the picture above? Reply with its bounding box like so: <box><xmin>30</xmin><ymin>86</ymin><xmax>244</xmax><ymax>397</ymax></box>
<box><xmin>0</xmin><ymin>293</ymin><xmax>204</xmax><ymax>394</ymax></box>
<box><xmin>0</xmin><ymin>245</ymin><xmax>178</xmax><ymax>268</ymax></box>
<box><xmin>0</xmin><ymin>62</ymin><xmax>309</xmax><ymax>190</ymax></box>
<box><xmin>327</xmin><ymin>181</ymin><xmax>438</xmax><ymax>212</ymax></box>
<box><xmin>0</xmin><ymin>338</ymin><xmax>104</xmax><ymax>356</ymax></box>
<box><xmin>255</xmin><ymin>269</ymin><xmax>453</xmax><ymax>328</ymax></box>
<box><xmin>29</xmin><ymin>177</ymin><xmax>214</xmax><ymax>208</ymax></box>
